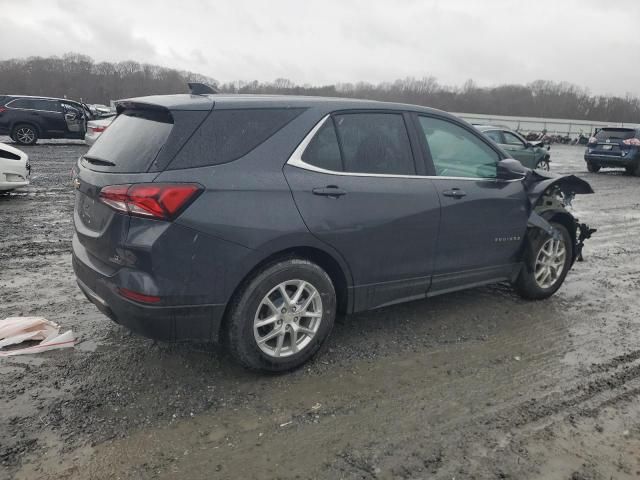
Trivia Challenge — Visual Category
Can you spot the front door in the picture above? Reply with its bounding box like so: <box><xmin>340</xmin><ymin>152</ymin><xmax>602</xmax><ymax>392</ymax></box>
<box><xmin>414</xmin><ymin>115</ymin><xmax>529</xmax><ymax>294</ymax></box>
<box><xmin>501</xmin><ymin>130</ymin><xmax>536</xmax><ymax>168</ymax></box>
<box><xmin>60</xmin><ymin>102</ymin><xmax>84</xmax><ymax>133</ymax></box>
<box><xmin>285</xmin><ymin>112</ymin><xmax>441</xmax><ymax>311</ymax></box>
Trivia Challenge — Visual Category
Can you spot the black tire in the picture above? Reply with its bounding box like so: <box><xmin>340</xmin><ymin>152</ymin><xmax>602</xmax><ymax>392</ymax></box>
<box><xmin>224</xmin><ymin>258</ymin><xmax>336</xmax><ymax>372</ymax></box>
<box><xmin>513</xmin><ymin>222</ymin><xmax>572</xmax><ymax>300</ymax></box>
<box><xmin>586</xmin><ymin>161</ymin><xmax>600</xmax><ymax>173</ymax></box>
<box><xmin>12</xmin><ymin>124</ymin><xmax>38</xmax><ymax>145</ymax></box>
<box><xmin>536</xmin><ymin>159</ymin><xmax>550</xmax><ymax>171</ymax></box>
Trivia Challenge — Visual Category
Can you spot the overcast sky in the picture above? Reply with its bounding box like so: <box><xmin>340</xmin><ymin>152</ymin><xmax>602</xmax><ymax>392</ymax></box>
<box><xmin>1</xmin><ymin>0</ymin><xmax>639</xmax><ymax>96</ymax></box>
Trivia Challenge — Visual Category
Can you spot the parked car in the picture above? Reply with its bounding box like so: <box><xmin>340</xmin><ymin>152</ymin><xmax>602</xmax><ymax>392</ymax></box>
<box><xmin>84</xmin><ymin>116</ymin><xmax>115</xmax><ymax>146</ymax></box>
<box><xmin>0</xmin><ymin>142</ymin><xmax>30</xmax><ymax>191</ymax></box>
<box><xmin>584</xmin><ymin>127</ymin><xmax>640</xmax><ymax>175</ymax></box>
<box><xmin>477</xmin><ymin>125</ymin><xmax>551</xmax><ymax>170</ymax></box>
<box><xmin>0</xmin><ymin>95</ymin><xmax>89</xmax><ymax>145</ymax></box>
<box><xmin>72</xmin><ymin>90</ymin><xmax>594</xmax><ymax>372</ymax></box>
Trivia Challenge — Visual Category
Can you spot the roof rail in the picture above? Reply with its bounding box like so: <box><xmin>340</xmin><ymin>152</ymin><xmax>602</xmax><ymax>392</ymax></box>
<box><xmin>188</xmin><ymin>82</ymin><xmax>219</xmax><ymax>95</ymax></box>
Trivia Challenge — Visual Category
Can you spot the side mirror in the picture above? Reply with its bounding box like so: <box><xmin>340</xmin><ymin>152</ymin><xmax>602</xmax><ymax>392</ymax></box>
<box><xmin>497</xmin><ymin>158</ymin><xmax>527</xmax><ymax>180</ymax></box>
<box><xmin>525</xmin><ymin>142</ymin><xmax>533</xmax><ymax>149</ymax></box>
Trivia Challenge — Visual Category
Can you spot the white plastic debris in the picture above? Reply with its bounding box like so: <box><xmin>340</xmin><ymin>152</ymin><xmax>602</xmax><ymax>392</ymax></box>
<box><xmin>0</xmin><ymin>317</ymin><xmax>75</xmax><ymax>356</ymax></box>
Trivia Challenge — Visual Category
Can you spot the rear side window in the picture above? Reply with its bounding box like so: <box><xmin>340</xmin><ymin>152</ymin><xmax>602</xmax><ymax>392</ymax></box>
<box><xmin>83</xmin><ymin>112</ymin><xmax>172</xmax><ymax>172</ymax></box>
<box><xmin>302</xmin><ymin>120</ymin><xmax>343</xmax><ymax>171</ymax></box>
<box><xmin>169</xmin><ymin>108</ymin><xmax>304</xmax><ymax>169</ymax></box>
<box><xmin>595</xmin><ymin>128</ymin><xmax>636</xmax><ymax>141</ymax></box>
<box><xmin>8</xmin><ymin>98</ymin><xmax>35</xmax><ymax>109</ymax></box>
<box><xmin>302</xmin><ymin>113</ymin><xmax>416</xmax><ymax>175</ymax></box>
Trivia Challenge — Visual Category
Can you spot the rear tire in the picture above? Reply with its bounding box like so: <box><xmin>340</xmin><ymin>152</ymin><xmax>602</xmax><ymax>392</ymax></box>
<box><xmin>12</xmin><ymin>124</ymin><xmax>38</xmax><ymax>145</ymax></box>
<box><xmin>586</xmin><ymin>161</ymin><xmax>600</xmax><ymax>173</ymax></box>
<box><xmin>224</xmin><ymin>258</ymin><xmax>336</xmax><ymax>372</ymax></box>
<box><xmin>513</xmin><ymin>222</ymin><xmax>572</xmax><ymax>300</ymax></box>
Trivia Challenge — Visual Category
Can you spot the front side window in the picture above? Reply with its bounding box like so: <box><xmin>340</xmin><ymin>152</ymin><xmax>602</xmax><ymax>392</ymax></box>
<box><xmin>484</xmin><ymin>130</ymin><xmax>503</xmax><ymax>144</ymax></box>
<box><xmin>419</xmin><ymin>116</ymin><xmax>499</xmax><ymax>178</ymax></box>
<box><xmin>333</xmin><ymin>113</ymin><xmax>415</xmax><ymax>175</ymax></box>
<box><xmin>503</xmin><ymin>131</ymin><xmax>525</xmax><ymax>147</ymax></box>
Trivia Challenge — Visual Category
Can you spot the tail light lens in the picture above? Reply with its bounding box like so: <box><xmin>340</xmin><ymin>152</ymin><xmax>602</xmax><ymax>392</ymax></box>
<box><xmin>587</xmin><ymin>136</ymin><xmax>598</xmax><ymax>145</ymax></box>
<box><xmin>0</xmin><ymin>107</ymin><xmax>7</xmax><ymax>113</ymax></box>
<box><xmin>623</xmin><ymin>138</ymin><xmax>640</xmax><ymax>147</ymax></box>
<box><xmin>90</xmin><ymin>125</ymin><xmax>107</xmax><ymax>133</ymax></box>
<box><xmin>118</xmin><ymin>287</ymin><xmax>161</xmax><ymax>304</ymax></box>
<box><xmin>99</xmin><ymin>183</ymin><xmax>202</xmax><ymax>220</ymax></box>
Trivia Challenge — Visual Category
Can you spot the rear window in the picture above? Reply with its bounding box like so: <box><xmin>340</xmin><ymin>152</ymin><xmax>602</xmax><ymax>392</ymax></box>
<box><xmin>595</xmin><ymin>128</ymin><xmax>636</xmax><ymax>141</ymax></box>
<box><xmin>83</xmin><ymin>111</ymin><xmax>173</xmax><ymax>172</ymax></box>
<box><xmin>168</xmin><ymin>108</ymin><xmax>304</xmax><ymax>169</ymax></box>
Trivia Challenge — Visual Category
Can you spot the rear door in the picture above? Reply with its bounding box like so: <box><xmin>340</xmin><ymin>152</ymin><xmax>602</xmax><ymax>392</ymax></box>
<box><xmin>414</xmin><ymin>114</ymin><xmax>529</xmax><ymax>294</ymax></box>
<box><xmin>31</xmin><ymin>99</ymin><xmax>66</xmax><ymax>134</ymax></box>
<box><xmin>285</xmin><ymin>111</ymin><xmax>441</xmax><ymax>311</ymax></box>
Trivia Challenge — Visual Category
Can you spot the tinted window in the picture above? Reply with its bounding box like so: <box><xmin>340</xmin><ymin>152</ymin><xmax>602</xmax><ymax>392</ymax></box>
<box><xmin>169</xmin><ymin>108</ymin><xmax>304</xmax><ymax>169</ymax></box>
<box><xmin>9</xmin><ymin>98</ymin><xmax>35</xmax><ymax>109</ymax></box>
<box><xmin>302</xmin><ymin>120</ymin><xmax>342</xmax><ymax>171</ymax></box>
<box><xmin>419</xmin><ymin>116</ymin><xmax>499</xmax><ymax>178</ymax></box>
<box><xmin>503</xmin><ymin>131</ymin><xmax>525</xmax><ymax>146</ymax></box>
<box><xmin>32</xmin><ymin>99</ymin><xmax>59</xmax><ymax>112</ymax></box>
<box><xmin>484</xmin><ymin>130</ymin><xmax>503</xmax><ymax>143</ymax></box>
<box><xmin>84</xmin><ymin>112</ymin><xmax>172</xmax><ymax>173</ymax></box>
<box><xmin>595</xmin><ymin>128</ymin><xmax>636</xmax><ymax>141</ymax></box>
<box><xmin>333</xmin><ymin>113</ymin><xmax>415</xmax><ymax>175</ymax></box>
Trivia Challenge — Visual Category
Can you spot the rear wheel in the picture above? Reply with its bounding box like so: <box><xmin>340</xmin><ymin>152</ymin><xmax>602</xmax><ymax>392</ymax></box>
<box><xmin>225</xmin><ymin>258</ymin><xmax>336</xmax><ymax>372</ymax></box>
<box><xmin>12</xmin><ymin>124</ymin><xmax>38</xmax><ymax>145</ymax></box>
<box><xmin>586</xmin><ymin>161</ymin><xmax>600</xmax><ymax>173</ymax></box>
<box><xmin>514</xmin><ymin>222</ymin><xmax>572</xmax><ymax>300</ymax></box>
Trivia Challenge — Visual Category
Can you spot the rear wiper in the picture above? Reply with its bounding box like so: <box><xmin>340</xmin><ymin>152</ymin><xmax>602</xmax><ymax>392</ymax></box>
<box><xmin>83</xmin><ymin>155</ymin><xmax>116</xmax><ymax>167</ymax></box>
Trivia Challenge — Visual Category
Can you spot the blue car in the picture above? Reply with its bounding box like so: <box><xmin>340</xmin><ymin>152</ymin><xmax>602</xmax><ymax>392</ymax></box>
<box><xmin>585</xmin><ymin>127</ymin><xmax>640</xmax><ymax>175</ymax></box>
<box><xmin>72</xmin><ymin>85</ymin><xmax>595</xmax><ymax>371</ymax></box>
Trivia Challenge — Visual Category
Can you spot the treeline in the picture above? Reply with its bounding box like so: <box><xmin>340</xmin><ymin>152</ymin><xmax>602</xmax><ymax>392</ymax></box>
<box><xmin>1</xmin><ymin>54</ymin><xmax>638</xmax><ymax>122</ymax></box>
<box><xmin>0</xmin><ymin>53</ymin><xmax>213</xmax><ymax>105</ymax></box>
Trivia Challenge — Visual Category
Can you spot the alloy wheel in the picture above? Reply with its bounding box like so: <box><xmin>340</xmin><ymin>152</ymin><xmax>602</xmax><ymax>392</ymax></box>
<box><xmin>253</xmin><ymin>279</ymin><xmax>323</xmax><ymax>358</ymax></box>
<box><xmin>16</xmin><ymin>127</ymin><xmax>35</xmax><ymax>144</ymax></box>
<box><xmin>534</xmin><ymin>237</ymin><xmax>567</xmax><ymax>288</ymax></box>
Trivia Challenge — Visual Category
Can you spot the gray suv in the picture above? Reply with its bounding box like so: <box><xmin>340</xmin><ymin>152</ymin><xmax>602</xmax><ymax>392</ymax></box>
<box><xmin>72</xmin><ymin>90</ymin><xmax>594</xmax><ymax>372</ymax></box>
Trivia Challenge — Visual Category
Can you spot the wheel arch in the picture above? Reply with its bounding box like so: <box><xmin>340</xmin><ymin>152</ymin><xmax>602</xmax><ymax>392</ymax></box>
<box><xmin>218</xmin><ymin>244</ymin><xmax>353</xmax><ymax>341</ymax></box>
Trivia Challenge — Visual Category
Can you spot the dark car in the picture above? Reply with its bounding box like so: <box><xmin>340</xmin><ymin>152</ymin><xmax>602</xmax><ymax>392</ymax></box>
<box><xmin>585</xmin><ymin>127</ymin><xmax>640</xmax><ymax>175</ymax></box>
<box><xmin>477</xmin><ymin>125</ymin><xmax>551</xmax><ymax>170</ymax></box>
<box><xmin>0</xmin><ymin>95</ymin><xmax>89</xmax><ymax>145</ymax></box>
<box><xmin>72</xmin><ymin>90</ymin><xmax>594</xmax><ymax>372</ymax></box>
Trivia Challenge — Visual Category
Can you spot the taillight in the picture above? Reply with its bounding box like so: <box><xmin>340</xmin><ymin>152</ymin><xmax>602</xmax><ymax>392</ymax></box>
<box><xmin>587</xmin><ymin>136</ymin><xmax>598</xmax><ymax>145</ymax></box>
<box><xmin>623</xmin><ymin>138</ymin><xmax>640</xmax><ymax>147</ymax></box>
<box><xmin>118</xmin><ymin>287</ymin><xmax>161</xmax><ymax>304</ymax></box>
<box><xmin>99</xmin><ymin>183</ymin><xmax>202</xmax><ymax>220</ymax></box>
<box><xmin>0</xmin><ymin>107</ymin><xmax>6</xmax><ymax>113</ymax></box>
<box><xmin>90</xmin><ymin>125</ymin><xmax>107</xmax><ymax>133</ymax></box>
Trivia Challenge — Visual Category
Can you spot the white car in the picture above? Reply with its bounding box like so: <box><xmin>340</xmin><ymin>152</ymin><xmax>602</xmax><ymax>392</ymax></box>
<box><xmin>85</xmin><ymin>116</ymin><xmax>115</xmax><ymax>146</ymax></box>
<box><xmin>0</xmin><ymin>142</ymin><xmax>30</xmax><ymax>191</ymax></box>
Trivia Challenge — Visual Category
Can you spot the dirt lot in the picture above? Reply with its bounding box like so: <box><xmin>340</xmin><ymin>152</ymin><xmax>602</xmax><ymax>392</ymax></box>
<box><xmin>1</xmin><ymin>140</ymin><xmax>639</xmax><ymax>480</ymax></box>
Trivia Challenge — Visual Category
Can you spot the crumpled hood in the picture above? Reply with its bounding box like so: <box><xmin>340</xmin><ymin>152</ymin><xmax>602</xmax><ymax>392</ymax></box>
<box><xmin>524</xmin><ymin>169</ymin><xmax>594</xmax><ymax>206</ymax></box>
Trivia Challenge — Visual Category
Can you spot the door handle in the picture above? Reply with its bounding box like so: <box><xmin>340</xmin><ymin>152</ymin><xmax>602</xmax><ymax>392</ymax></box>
<box><xmin>312</xmin><ymin>186</ymin><xmax>347</xmax><ymax>198</ymax></box>
<box><xmin>442</xmin><ymin>188</ymin><xmax>467</xmax><ymax>199</ymax></box>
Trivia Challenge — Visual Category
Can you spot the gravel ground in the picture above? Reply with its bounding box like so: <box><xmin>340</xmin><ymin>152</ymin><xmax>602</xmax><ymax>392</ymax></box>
<box><xmin>1</xmin><ymin>140</ymin><xmax>640</xmax><ymax>480</ymax></box>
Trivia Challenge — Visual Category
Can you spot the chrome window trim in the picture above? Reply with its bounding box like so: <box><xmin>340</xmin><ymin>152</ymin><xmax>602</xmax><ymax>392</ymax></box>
<box><xmin>286</xmin><ymin>114</ymin><xmax>516</xmax><ymax>182</ymax></box>
<box><xmin>5</xmin><ymin>98</ymin><xmax>62</xmax><ymax>114</ymax></box>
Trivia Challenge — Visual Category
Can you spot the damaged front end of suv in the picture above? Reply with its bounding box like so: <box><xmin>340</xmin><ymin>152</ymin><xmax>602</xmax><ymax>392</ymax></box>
<box><xmin>524</xmin><ymin>170</ymin><xmax>596</xmax><ymax>265</ymax></box>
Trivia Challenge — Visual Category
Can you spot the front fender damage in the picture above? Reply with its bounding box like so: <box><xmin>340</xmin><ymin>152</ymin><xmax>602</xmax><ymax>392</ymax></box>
<box><xmin>524</xmin><ymin>170</ymin><xmax>596</xmax><ymax>262</ymax></box>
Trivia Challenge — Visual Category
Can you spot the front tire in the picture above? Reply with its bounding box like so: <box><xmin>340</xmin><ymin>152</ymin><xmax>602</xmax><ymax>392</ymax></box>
<box><xmin>225</xmin><ymin>258</ymin><xmax>336</xmax><ymax>372</ymax></box>
<box><xmin>514</xmin><ymin>222</ymin><xmax>572</xmax><ymax>300</ymax></box>
<box><xmin>12</xmin><ymin>124</ymin><xmax>38</xmax><ymax>145</ymax></box>
<box><xmin>536</xmin><ymin>158</ymin><xmax>550</xmax><ymax>171</ymax></box>
<box><xmin>586</xmin><ymin>161</ymin><xmax>600</xmax><ymax>173</ymax></box>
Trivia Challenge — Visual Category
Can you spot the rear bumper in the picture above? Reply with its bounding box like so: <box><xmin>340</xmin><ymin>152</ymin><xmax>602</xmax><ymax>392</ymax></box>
<box><xmin>72</xmin><ymin>253</ymin><xmax>226</xmax><ymax>342</ymax></box>
<box><xmin>584</xmin><ymin>153</ymin><xmax>639</xmax><ymax>168</ymax></box>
